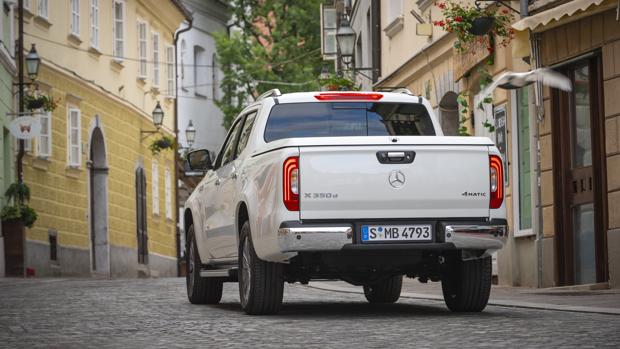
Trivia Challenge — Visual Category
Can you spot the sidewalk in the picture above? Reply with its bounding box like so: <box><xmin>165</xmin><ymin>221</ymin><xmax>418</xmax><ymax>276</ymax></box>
<box><xmin>309</xmin><ymin>279</ymin><xmax>620</xmax><ymax>315</ymax></box>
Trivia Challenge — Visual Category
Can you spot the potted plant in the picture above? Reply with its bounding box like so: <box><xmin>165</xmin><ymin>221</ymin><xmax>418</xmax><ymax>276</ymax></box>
<box><xmin>1</xmin><ymin>182</ymin><xmax>38</xmax><ymax>277</ymax></box>
<box><xmin>318</xmin><ymin>74</ymin><xmax>359</xmax><ymax>91</ymax></box>
<box><xmin>433</xmin><ymin>1</ymin><xmax>514</xmax><ymax>53</ymax></box>
<box><xmin>149</xmin><ymin>135</ymin><xmax>176</xmax><ymax>155</ymax></box>
<box><xmin>24</xmin><ymin>93</ymin><xmax>58</xmax><ymax>112</ymax></box>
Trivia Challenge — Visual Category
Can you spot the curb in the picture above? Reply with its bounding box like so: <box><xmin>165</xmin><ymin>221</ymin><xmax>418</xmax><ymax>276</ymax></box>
<box><xmin>307</xmin><ymin>282</ymin><xmax>620</xmax><ymax>316</ymax></box>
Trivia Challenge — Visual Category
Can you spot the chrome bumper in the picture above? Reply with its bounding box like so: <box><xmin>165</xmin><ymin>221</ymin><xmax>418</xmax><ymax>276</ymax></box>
<box><xmin>277</xmin><ymin>222</ymin><xmax>507</xmax><ymax>253</ymax></box>
<box><xmin>444</xmin><ymin>224</ymin><xmax>507</xmax><ymax>252</ymax></box>
<box><xmin>278</xmin><ymin>226</ymin><xmax>353</xmax><ymax>252</ymax></box>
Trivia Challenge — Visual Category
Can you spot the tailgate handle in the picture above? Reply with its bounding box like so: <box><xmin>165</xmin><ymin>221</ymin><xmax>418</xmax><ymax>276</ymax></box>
<box><xmin>376</xmin><ymin>151</ymin><xmax>415</xmax><ymax>164</ymax></box>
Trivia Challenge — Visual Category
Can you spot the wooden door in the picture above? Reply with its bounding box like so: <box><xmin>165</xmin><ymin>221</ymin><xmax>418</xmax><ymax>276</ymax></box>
<box><xmin>136</xmin><ymin>167</ymin><xmax>148</xmax><ymax>264</ymax></box>
<box><xmin>552</xmin><ymin>54</ymin><xmax>607</xmax><ymax>285</ymax></box>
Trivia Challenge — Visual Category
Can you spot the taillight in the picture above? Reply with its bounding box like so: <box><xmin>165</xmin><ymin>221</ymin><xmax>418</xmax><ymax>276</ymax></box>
<box><xmin>489</xmin><ymin>155</ymin><xmax>504</xmax><ymax>209</ymax></box>
<box><xmin>283</xmin><ymin>156</ymin><xmax>299</xmax><ymax>211</ymax></box>
<box><xmin>314</xmin><ymin>92</ymin><xmax>384</xmax><ymax>101</ymax></box>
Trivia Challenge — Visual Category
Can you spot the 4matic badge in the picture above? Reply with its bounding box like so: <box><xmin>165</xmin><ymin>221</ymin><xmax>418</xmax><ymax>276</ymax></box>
<box><xmin>461</xmin><ymin>191</ymin><xmax>487</xmax><ymax>197</ymax></box>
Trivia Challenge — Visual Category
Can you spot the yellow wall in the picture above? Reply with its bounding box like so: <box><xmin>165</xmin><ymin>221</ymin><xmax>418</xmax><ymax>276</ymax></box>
<box><xmin>20</xmin><ymin>0</ymin><xmax>186</xmax><ymax>262</ymax></box>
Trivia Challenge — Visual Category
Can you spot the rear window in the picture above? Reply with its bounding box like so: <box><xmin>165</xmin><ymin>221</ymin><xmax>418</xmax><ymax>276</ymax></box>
<box><xmin>264</xmin><ymin>102</ymin><xmax>435</xmax><ymax>142</ymax></box>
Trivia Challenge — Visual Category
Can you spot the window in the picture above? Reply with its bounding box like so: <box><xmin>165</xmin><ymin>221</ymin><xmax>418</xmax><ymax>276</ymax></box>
<box><xmin>264</xmin><ymin>102</ymin><xmax>435</xmax><ymax>142</ymax></box>
<box><xmin>152</xmin><ymin>160</ymin><xmax>159</xmax><ymax>215</ymax></box>
<box><xmin>193</xmin><ymin>46</ymin><xmax>207</xmax><ymax>96</ymax></box>
<box><xmin>137</xmin><ymin>21</ymin><xmax>147</xmax><ymax>78</ymax></box>
<box><xmin>236</xmin><ymin>112</ymin><xmax>256</xmax><ymax>156</ymax></box>
<box><xmin>164</xmin><ymin>166</ymin><xmax>172</xmax><ymax>220</ymax></box>
<box><xmin>215</xmin><ymin>119</ymin><xmax>243</xmax><ymax>168</ymax></box>
<box><xmin>90</xmin><ymin>0</ymin><xmax>99</xmax><ymax>48</ymax></box>
<box><xmin>212</xmin><ymin>54</ymin><xmax>218</xmax><ymax>100</ymax></box>
<box><xmin>67</xmin><ymin>107</ymin><xmax>81</xmax><ymax>167</ymax></box>
<box><xmin>37</xmin><ymin>112</ymin><xmax>52</xmax><ymax>157</ymax></box>
<box><xmin>152</xmin><ymin>32</ymin><xmax>160</xmax><ymax>87</ymax></box>
<box><xmin>513</xmin><ymin>88</ymin><xmax>532</xmax><ymax>234</ymax></box>
<box><xmin>180</xmin><ymin>40</ymin><xmax>186</xmax><ymax>87</ymax></box>
<box><xmin>320</xmin><ymin>5</ymin><xmax>337</xmax><ymax>57</ymax></box>
<box><xmin>166</xmin><ymin>46</ymin><xmax>174</xmax><ymax>97</ymax></box>
<box><xmin>113</xmin><ymin>0</ymin><xmax>124</xmax><ymax>59</ymax></box>
<box><xmin>24</xmin><ymin>0</ymin><xmax>30</xmax><ymax>11</ymax></box>
<box><xmin>38</xmin><ymin>0</ymin><xmax>48</xmax><ymax>19</ymax></box>
<box><xmin>71</xmin><ymin>0</ymin><xmax>80</xmax><ymax>36</ymax></box>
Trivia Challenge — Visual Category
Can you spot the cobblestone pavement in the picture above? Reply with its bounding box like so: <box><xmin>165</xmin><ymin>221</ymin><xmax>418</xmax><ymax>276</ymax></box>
<box><xmin>1</xmin><ymin>278</ymin><xmax>619</xmax><ymax>348</ymax></box>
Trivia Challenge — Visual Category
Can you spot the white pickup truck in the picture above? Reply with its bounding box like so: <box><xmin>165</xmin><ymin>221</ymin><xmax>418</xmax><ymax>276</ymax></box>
<box><xmin>184</xmin><ymin>89</ymin><xmax>507</xmax><ymax>315</ymax></box>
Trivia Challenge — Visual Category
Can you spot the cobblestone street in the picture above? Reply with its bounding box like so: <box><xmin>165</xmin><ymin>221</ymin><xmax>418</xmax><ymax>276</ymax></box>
<box><xmin>1</xmin><ymin>278</ymin><xmax>619</xmax><ymax>348</ymax></box>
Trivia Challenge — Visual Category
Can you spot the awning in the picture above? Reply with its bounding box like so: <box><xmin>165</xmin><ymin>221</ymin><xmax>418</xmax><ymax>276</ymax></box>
<box><xmin>512</xmin><ymin>0</ymin><xmax>608</xmax><ymax>31</ymax></box>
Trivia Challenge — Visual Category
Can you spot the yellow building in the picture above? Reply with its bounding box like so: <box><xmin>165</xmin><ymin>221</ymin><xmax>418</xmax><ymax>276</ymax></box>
<box><xmin>20</xmin><ymin>0</ymin><xmax>189</xmax><ymax>277</ymax></box>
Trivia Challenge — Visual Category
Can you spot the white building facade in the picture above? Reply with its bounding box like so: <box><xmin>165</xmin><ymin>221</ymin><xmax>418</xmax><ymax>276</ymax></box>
<box><xmin>176</xmin><ymin>0</ymin><xmax>228</xmax><ymax>152</ymax></box>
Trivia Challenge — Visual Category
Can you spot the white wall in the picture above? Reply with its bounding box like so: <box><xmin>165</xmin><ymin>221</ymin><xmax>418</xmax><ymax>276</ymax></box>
<box><xmin>176</xmin><ymin>0</ymin><xmax>228</xmax><ymax>154</ymax></box>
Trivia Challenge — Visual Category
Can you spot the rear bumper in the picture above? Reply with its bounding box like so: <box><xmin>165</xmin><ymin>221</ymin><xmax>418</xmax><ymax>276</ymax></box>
<box><xmin>277</xmin><ymin>219</ymin><xmax>507</xmax><ymax>253</ymax></box>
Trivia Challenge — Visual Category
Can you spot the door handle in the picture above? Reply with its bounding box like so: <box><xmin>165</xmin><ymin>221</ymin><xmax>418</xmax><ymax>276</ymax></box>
<box><xmin>215</xmin><ymin>178</ymin><xmax>221</xmax><ymax>186</ymax></box>
<box><xmin>376</xmin><ymin>151</ymin><xmax>415</xmax><ymax>164</ymax></box>
<box><xmin>231</xmin><ymin>172</ymin><xmax>238</xmax><ymax>180</ymax></box>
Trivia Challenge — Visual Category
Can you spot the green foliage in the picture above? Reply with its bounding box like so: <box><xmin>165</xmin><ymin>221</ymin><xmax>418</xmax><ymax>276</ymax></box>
<box><xmin>215</xmin><ymin>0</ymin><xmax>324</xmax><ymax>129</ymax></box>
<box><xmin>1</xmin><ymin>182</ymin><xmax>37</xmax><ymax>228</ymax></box>
<box><xmin>5</xmin><ymin>182</ymin><xmax>30</xmax><ymax>206</ymax></box>
<box><xmin>457</xmin><ymin>92</ymin><xmax>471</xmax><ymax>136</ymax></box>
<box><xmin>318</xmin><ymin>74</ymin><xmax>359</xmax><ymax>91</ymax></box>
<box><xmin>149</xmin><ymin>135</ymin><xmax>176</xmax><ymax>155</ymax></box>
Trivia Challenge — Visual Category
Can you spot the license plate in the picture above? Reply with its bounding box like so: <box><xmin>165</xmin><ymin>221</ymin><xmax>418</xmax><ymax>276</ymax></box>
<box><xmin>361</xmin><ymin>224</ymin><xmax>432</xmax><ymax>242</ymax></box>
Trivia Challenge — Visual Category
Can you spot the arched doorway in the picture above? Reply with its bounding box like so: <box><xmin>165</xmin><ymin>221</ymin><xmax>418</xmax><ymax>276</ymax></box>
<box><xmin>439</xmin><ymin>91</ymin><xmax>459</xmax><ymax>136</ymax></box>
<box><xmin>89</xmin><ymin>126</ymin><xmax>109</xmax><ymax>274</ymax></box>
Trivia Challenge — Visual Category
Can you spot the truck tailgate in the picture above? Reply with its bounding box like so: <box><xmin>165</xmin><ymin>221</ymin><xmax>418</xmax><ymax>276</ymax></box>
<box><xmin>299</xmin><ymin>145</ymin><xmax>490</xmax><ymax>220</ymax></box>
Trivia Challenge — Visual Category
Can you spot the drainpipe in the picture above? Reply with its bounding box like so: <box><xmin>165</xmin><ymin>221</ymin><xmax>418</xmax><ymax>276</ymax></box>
<box><xmin>173</xmin><ymin>18</ymin><xmax>193</xmax><ymax>277</ymax></box>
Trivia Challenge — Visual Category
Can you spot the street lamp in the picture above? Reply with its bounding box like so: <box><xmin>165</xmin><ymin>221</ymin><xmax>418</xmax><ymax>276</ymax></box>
<box><xmin>152</xmin><ymin>101</ymin><xmax>164</xmax><ymax>128</ymax></box>
<box><xmin>25</xmin><ymin>44</ymin><xmax>40</xmax><ymax>80</ymax></box>
<box><xmin>140</xmin><ymin>101</ymin><xmax>164</xmax><ymax>138</ymax></box>
<box><xmin>336</xmin><ymin>15</ymin><xmax>355</xmax><ymax>67</ymax></box>
<box><xmin>185</xmin><ymin>120</ymin><xmax>196</xmax><ymax>148</ymax></box>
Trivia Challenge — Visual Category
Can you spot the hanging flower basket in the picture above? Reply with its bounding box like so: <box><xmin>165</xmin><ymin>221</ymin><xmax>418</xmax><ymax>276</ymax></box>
<box><xmin>433</xmin><ymin>1</ymin><xmax>514</xmax><ymax>53</ymax></box>
<box><xmin>149</xmin><ymin>135</ymin><xmax>176</xmax><ymax>155</ymax></box>
<box><xmin>23</xmin><ymin>93</ymin><xmax>58</xmax><ymax>112</ymax></box>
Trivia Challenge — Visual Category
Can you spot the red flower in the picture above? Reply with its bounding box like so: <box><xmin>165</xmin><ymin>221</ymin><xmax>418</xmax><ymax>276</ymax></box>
<box><xmin>455</xmin><ymin>16</ymin><xmax>462</xmax><ymax>22</ymax></box>
<box><xmin>502</xmin><ymin>9</ymin><xmax>509</xmax><ymax>14</ymax></box>
<box><xmin>487</xmin><ymin>46</ymin><xmax>494</xmax><ymax>53</ymax></box>
<box><xmin>438</xmin><ymin>20</ymin><xmax>445</xmax><ymax>27</ymax></box>
<box><xmin>438</xmin><ymin>3</ymin><xmax>446</xmax><ymax>10</ymax></box>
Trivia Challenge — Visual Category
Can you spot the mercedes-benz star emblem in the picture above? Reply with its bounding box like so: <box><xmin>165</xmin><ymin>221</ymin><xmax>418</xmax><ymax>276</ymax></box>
<box><xmin>388</xmin><ymin>170</ymin><xmax>406</xmax><ymax>189</ymax></box>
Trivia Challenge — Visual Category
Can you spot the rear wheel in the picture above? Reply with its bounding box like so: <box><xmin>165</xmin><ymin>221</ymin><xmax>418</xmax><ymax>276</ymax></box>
<box><xmin>363</xmin><ymin>275</ymin><xmax>403</xmax><ymax>304</ymax></box>
<box><xmin>441</xmin><ymin>256</ymin><xmax>492</xmax><ymax>312</ymax></box>
<box><xmin>238</xmin><ymin>220</ymin><xmax>284</xmax><ymax>315</ymax></box>
<box><xmin>186</xmin><ymin>224</ymin><xmax>223</xmax><ymax>304</ymax></box>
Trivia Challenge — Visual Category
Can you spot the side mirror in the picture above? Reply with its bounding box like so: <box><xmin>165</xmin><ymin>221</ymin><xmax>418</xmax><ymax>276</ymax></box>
<box><xmin>187</xmin><ymin>149</ymin><xmax>213</xmax><ymax>171</ymax></box>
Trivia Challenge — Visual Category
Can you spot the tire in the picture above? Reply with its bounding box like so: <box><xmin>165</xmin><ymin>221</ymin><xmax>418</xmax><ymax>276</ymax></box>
<box><xmin>238</xmin><ymin>220</ymin><xmax>284</xmax><ymax>315</ymax></box>
<box><xmin>363</xmin><ymin>275</ymin><xmax>403</xmax><ymax>304</ymax></box>
<box><xmin>441</xmin><ymin>256</ymin><xmax>492</xmax><ymax>312</ymax></box>
<box><xmin>186</xmin><ymin>224</ymin><xmax>223</xmax><ymax>304</ymax></box>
